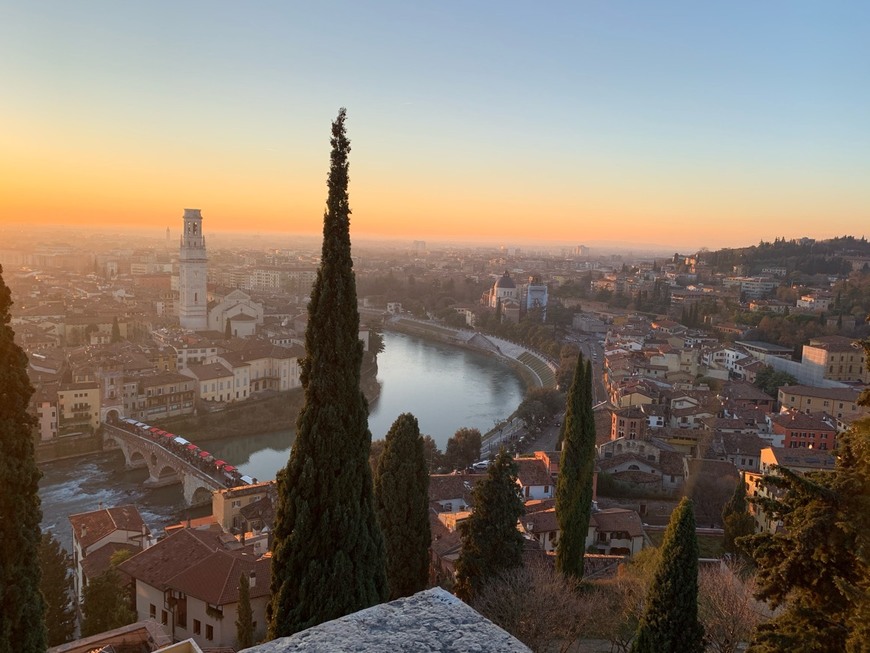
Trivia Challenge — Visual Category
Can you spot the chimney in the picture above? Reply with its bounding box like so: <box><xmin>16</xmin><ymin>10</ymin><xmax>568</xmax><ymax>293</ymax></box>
<box><xmin>141</xmin><ymin>524</ymin><xmax>149</xmax><ymax>550</ymax></box>
<box><xmin>249</xmin><ymin>571</ymin><xmax>256</xmax><ymax>589</ymax></box>
<box><xmin>80</xmin><ymin>525</ymin><xmax>87</xmax><ymax>540</ymax></box>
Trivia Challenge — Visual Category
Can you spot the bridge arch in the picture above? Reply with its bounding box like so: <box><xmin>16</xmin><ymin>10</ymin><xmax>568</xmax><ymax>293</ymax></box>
<box><xmin>157</xmin><ymin>465</ymin><xmax>178</xmax><ymax>479</ymax></box>
<box><xmin>190</xmin><ymin>486</ymin><xmax>213</xmax><ymax>505</ymax></box>
<box><xmin>130</xmin><ymin>451</ymin><xmax>146</xmax><ymax>467</ymax></box>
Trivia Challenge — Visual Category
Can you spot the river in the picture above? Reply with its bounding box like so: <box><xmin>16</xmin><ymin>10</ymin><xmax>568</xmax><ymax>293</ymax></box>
<box><xmin>39</xmin><ymin>330</ymin><xmax>525</xmax><ymax>549</ymax></box>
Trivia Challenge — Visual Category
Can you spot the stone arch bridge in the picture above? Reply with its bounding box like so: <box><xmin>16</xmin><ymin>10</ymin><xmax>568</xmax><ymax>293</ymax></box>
<box><xmin>103</xmin><ymin>423</ymin><xmax>223</xmax><ymax>505</ymax></box>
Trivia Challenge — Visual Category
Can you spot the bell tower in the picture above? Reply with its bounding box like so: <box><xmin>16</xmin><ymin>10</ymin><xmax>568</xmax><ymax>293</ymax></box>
<box><xmin>178</xmin><ymin>208</ymin><xmax>208</xmax><ymax>330</ymax></box>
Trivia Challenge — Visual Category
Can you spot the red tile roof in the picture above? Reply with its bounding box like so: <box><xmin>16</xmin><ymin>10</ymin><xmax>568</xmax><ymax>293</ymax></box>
<box><xmin>167</xmin><ymin>550</ymin><xmax>270</xmax><ymax>605</ymax></box>
<box><xmin>69</xmin><ymin>505</ymin><xmax>147</xmax><ymax>551</ymax></box>
<box><xmin>117</xmin><ymin>527</ymin><xmax>226</xmax><ymax>591</ymax></box>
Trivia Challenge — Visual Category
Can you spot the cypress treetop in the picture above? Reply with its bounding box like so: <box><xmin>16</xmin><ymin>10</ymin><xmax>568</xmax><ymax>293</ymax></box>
<box><xmin>268</xmin><ymin>109</ymin><xmax>387</xmax><ymax>639</ymax></box>
<box><xmin>455</xmin><ymin>448</ymin><xmax>525</xmax><ymax>602</ymax></box>
<box><xmin>0</xmin><ymin>265</ymin><xmax>47</xmax><ymax>653</ymax></box>
<box><xmin>632</xmin><ymin>497</ymin><xmax>705</xmax><ymax>653</ymax></box>
<box><xmin>374</xmin><ymin>413</ymin><xmax>431</xmax><ymax>600</ymax></box>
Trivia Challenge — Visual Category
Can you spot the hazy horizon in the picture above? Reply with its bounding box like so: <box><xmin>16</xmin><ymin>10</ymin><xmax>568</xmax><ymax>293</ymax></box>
<box><xmin>2</xmin><ymin>2</ymin><xmax>868</xmax><ymax>249</ymax></box>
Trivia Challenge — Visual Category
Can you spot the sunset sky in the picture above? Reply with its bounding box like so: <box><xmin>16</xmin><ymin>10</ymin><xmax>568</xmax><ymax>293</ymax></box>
<box><xmin>2</xmin><ymin>2</ymin><xmax>868</xmax><ymax>250</ymax></box>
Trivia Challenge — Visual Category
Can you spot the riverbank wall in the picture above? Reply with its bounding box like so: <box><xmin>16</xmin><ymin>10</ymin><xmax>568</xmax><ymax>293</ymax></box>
<box><xmin>35</xmin><ymin>431</ymin><xmax>103</xmax><ymax>465</ymax></box>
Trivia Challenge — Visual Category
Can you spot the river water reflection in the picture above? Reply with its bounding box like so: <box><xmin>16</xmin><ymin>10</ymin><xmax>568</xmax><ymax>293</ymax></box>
<box><xmin>39</xmin><ymin>330</ymin><xmax>525</xmax><ymax>545</ymax></box>
<box><xmin>205</xmin><ymin>331</ymin><xmax>525</xmax><ymax>481</ymax></box>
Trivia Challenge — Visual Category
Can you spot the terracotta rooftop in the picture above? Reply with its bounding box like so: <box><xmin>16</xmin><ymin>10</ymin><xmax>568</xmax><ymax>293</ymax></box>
<box><xmin>428</xmin><ymin>473</ymin><xmax>486</xmax><ymax>505</ymax></box>
<box><xmin>514</xmin><ymin>457</ymin><xmax>552</xmax><ymax>487</ymax></box>
<box><xmin>183</xmin><ymin>362</ymin><xmax>233</xmax><ymax>381</ymax></box>
<box><xmin>779</xmin><ymin>385</ymin><xmax>862</xmax><ymax>402</ymax></box>
<box><xmin>69</xmin><ymin>505</ymin><xmax>147</xmax><ymax>551</ymax></box>
<box><xmin>167</xmin><ymin>549</ymin><xmax>270</xmax><ymax>606</ymax></box>
<box><xmin>80</xmin><ymin>541</ymin><xmax>141</xmax><ymax>581</ymax></box>
<box><xmin>522</xmin><ymin>508</ymin><xmax>558</xmax><ymax>534</ymax></box>
<box><xmin>770</xmin><ymin>410</ymin><xmax>837</xmax><ymax>431</ymax></box>
<box><xmin>118</xmin><ymin>527</ymin><xmax>227</xmax><ymax>591</ymax></box>
<box><xmin>767</xmin><ymin>447</ymin><xmax>836</xmax><ymax>471</ymax></box>
<box><xmin>591</xmin><ymin>508</ymin><xmax>644</xmax><ymax>538</ymax></box>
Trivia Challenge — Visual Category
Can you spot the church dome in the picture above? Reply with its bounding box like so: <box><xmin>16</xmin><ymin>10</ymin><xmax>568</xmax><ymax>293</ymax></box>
<box><xmin>494</xmin><ymin>271</ymin><xmax>516</xmax><ymax>289</ymax></box>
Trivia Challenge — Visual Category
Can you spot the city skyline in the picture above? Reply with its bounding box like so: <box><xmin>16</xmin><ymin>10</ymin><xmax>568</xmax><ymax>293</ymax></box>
<box><xmin>2</xmin><ymin>1</ymin><xmax>869</xmax><ymax>250</ymax></box>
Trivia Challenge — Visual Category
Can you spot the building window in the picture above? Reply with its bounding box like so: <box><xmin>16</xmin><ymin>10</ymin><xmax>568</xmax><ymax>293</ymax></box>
<box><xmin>206</xmin><ymin>624</ymin><xmax>214</xmax><ymax>641</ymax></box>
<box><xmin>193</xmin><ymin>619</ymin><xmax>201</xmax><ymax>635</ymax></box>
<box><xmin>161</xmin><ymin>610</ymin><xmax>168</xmax><ymax>626</ymax></box>
<box><xmin>149</xmin><ymin>604</ymin><xmax>156</xmax><ymax>619</ymax></box>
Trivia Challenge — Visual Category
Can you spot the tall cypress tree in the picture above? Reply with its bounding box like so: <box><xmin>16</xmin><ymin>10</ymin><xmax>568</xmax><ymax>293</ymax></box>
<box><xmin>0</xmin><ymin>264</ymin><xmax>47</xmax><ymax>653</ymax></box>
<box><xmin>632</xmin><ymin>497</ymin><xmax>705</xmax><ymax>653</ymax></box>
<box><xmin>556</xmin><ymin>356</ymin><xmax>595</xmax><ymax>578</ymax></box>
<box><xmin>454</xmin><ymin>448</ymin><xmax>525</xmax><ymax>602</ymax></box>
<box><xmin>374</xmin><ymin>413</ymin><xmax>431</xmax><ymax>600</ymax></box>
<box><xmin>268</xmin><ymin>109</ymin><xmax>387</xmax><ymax>638</ymax></box>
<box><xmin>39</xmin><ymin>532</ymin><xmax>76</xmax><ymax>647</ymax></box>
<box><xmin>236</xmin><ymin>572</ymin><xmax>254</xmax><ymax>649</ymax></box>
<box><xmin>111</xmin><ymin>316</ymin><xmax>122</xmax><ymax>343</ymax></box>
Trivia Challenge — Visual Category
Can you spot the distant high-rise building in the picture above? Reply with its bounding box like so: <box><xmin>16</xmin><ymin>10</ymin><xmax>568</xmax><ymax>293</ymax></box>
<box><xmin>412</xmin><ymin>240</ymin><xmax>426</xmax><ymax>254</ymax></box>
<box><xmin>178</xmin><ymin>209</ymin><xmax>208</xmax><ymax>330</ymax></box>
<box><xmin>166</xmin><ymin>226</ymin><xmax>170</xmax><ymax>242</ymax></box>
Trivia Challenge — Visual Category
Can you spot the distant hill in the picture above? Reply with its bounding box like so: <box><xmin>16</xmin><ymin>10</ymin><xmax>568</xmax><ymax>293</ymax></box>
<box><xmin>698</xmin><ymin>236</ymin><xmax>869</xmax><ymax>277</ymax></box>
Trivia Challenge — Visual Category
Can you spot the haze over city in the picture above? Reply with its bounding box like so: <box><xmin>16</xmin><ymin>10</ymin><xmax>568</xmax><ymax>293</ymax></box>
<box><xmin>2</xmin><ymin>1</ymin><xmax>868</xmax><ymax>249</ymax></box>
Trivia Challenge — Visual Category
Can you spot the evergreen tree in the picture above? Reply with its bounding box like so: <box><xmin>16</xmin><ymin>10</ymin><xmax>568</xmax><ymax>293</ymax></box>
<box><xmin>374</xmin><ymin>413</ymin><xmax>431</xmax><ymax>600</ymax></box>
<box><xmin>39</xmin><ymin>532</ymin><xmax>76</xmax><ymax>646</ymax></box>
<box><xmin>743</xmin><ymin>419</ymin><xmax>870</xmax><ymax>653</ymax></box>
<box><xmin>268</xmin><ymin>109</ymin><xmax>387</xmax><ymax>638</ymax></box>
<box><xmin>454</xmin><ymin>449</ymin><xmax>525</xmax><ymax>602</ymax></box>
<box><xmin>80</xmin><ymin>567</ymin><xmax>136</xmax><ymax>637</ymax></box>
<box><xmin>224</xmin><ymin>317</ymin><xmax>232</xmax><ymax>340</ymax></box>
<box><xmin>111</xmin><ymin>316</ymin><xmax>121</xmax><ymax>343</ymax></box>
<box><xmin>0</xmin><ymin>265</ymin><xmax>47</xmax><ymax>653</ymax></box>
<box><xmin>236</xmin><ymin>572</ymin><xmax>254</xmax><ymax>649</ymax></box>
<box><xmin>556</xmin><ymin>355</ymin><xmax>596</xmax><ymax>579</ymax></box>
<box><xmin>722</xmin><ymin>473</ymin><xmax>755</xmax><ymax>555</ymax></box>
<box><xmin>632</xmin><ymin>497</ymin><xmax>705</xmax><ymax>653</ymax></box>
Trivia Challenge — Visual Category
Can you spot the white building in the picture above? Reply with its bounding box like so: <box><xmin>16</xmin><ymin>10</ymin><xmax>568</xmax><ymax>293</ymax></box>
<box><xmin>207</xmin><ymin>289</ymin><xmax>264</xmax><ymax>336</ymax></box>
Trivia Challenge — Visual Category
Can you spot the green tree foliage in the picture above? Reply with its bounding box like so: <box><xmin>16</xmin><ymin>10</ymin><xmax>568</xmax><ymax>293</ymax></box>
<box><xmin>0</xmin><ymin>265</ymin><xmax>47</xmax><ymax>653</ymax></box>
<box><xmin>722</xmin><ymin>474</ymin><xmax>755</xmax><ymax>555</ymax></box>
<box><xmin>80</xmin><ymin>567</ymin><xmax>136</xmax><ymax>637</ymax></box>
<box><xmin>111</xmin><ymin>316</ymin><xmax>122</xmax><ymax>343</ymax></box>
<box><xmin>236</xmin><ymin>572</ymin><xmax>254</xmax><ymax>649</ymax></box>
<box><xmin>421</xmin><ymin>434</ymin><xmax>444</xmax><ymax>473</ymax></box>
<box><xmin>556</xmin><ymin>356</ymin><xmax>596</xmax><ymax>579</ymax></box>
<box><xmin>39</xmin><ymin>532</ymin><xmax>75</xmax><ymax>647</ymax></box>
<box><xmin>454</xmin><ymin>449</ymin><xmax>525</xmax><ymax>601</ymax></box>
<box><xmin>224</xmin><ymin>317</ymin><xmax>232</xmax><ymax>340</ymax></box>
<box><xmin>743</xmin><ymin>419</ymin><xmax>870</xmax><ymax>653</ymax></box>
<box><xmin>632</xmin><ymin>497</ymin><xmax>705</xmax><ymax>653</ymax></box>
<box><xmin>374</xmin><ymin>413</ymin><xmax>431</xmax><ymax>600</ymax></box>
<box><xmin>444</xmin><ymin>427</ymin><xmax>482</xmax><ymax>470</ymax></box>
<box><xmin>369</xmin><ymin>437</ymin><xmax>386</xmax><ymax>474</ymax></box>
<box><xmin>268</xmin><ymin>109</ymin><xmax>388</xmax><ymax>638</ymax></box>
<box><xmin>753</xmin><ymin>365</ymin><xmax>797</xmax><ymax>397</ymax></box>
